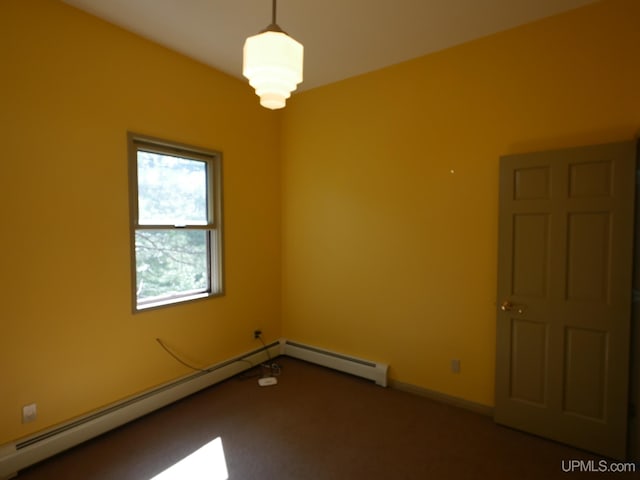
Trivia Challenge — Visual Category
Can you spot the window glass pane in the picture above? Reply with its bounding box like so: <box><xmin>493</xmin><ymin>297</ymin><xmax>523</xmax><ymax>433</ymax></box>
<box><xmin>137</xmin><ymin>151</ymin><xmax>208</xmax><ymax>225</ymax></box>
<box><xmin>135</xmin><ymin>230</ymin><xmax>209</xmax><ymax>303</ymax></box>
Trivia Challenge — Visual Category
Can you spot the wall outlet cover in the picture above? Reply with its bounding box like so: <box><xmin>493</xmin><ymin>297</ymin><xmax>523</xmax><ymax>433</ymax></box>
<box><xmin>22</xmin><ymin>403</ymin><xmax>37</xmax><ymax>423</ymax></box>
<box><xmin>451</xmin><ymin>359</ymin><xmax>461</xmax><ymax>374</ymax></box>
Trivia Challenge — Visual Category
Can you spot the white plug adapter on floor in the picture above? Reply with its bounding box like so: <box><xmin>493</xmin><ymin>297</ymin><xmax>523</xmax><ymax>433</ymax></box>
<box><xmin>258</xmin><ymin>377</ymin><xmax>278</xmax><ymax>387</ymax></box>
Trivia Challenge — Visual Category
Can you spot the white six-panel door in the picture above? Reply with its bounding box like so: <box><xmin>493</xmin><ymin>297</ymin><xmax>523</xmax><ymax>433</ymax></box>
<box><xmin>494</xmin><ymin>141</ymin><xmax>636</xmax><ymax>460</ymax></box>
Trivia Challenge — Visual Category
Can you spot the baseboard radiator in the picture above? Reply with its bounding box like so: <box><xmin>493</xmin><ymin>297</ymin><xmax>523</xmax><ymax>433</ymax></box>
<box><xmin>0</xmin><ymin>343</ymin><xmax>280</xmax><ymax>480</ymax></box>
<box><xmin>280</xmin><ymin>340</ymin><xmax>389</xmax><ymax>387</ymax></box>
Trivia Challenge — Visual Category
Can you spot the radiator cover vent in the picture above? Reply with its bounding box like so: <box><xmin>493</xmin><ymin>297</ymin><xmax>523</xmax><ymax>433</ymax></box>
<box><xmin>281</xmin><ymin>340</ymin><xmax>388</xmax><ymax>387</ymax></box>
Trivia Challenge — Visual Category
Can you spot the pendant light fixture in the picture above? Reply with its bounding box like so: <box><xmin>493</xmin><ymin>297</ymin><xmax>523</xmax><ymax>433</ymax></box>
<box><xmin>243</xmin><ymin>0</ymin><xmax>303</xmax><ymax>110</ymax></box>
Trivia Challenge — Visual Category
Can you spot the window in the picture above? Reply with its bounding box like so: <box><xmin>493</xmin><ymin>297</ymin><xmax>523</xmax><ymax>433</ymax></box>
<box><xmin>128</xmin><ymin>133</ymin><xmax>223</xmax><ymax>311</ymax></box>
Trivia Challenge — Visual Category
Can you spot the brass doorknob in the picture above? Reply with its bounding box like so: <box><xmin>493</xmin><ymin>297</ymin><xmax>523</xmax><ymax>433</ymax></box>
<box><xmin>500</xmin><ymin>300</ymin><xmax>524</xmax><ymax>314</ymax></box>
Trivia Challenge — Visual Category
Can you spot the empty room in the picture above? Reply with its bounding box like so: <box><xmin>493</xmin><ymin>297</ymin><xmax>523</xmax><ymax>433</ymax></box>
<box><xmin>1</xmin><ymin>0</ymin><xmax>639</xmax><ymax>478</ymax></box>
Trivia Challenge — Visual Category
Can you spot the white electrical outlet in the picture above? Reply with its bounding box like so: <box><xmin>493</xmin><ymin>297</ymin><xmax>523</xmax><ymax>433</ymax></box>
<box><xmin>22</xmin><ymin>403</ymin><xmax>37</xmax><ymax>423</ymax></box>
<box><xmin>451</xmin><ymin>359</ymin><xmax>461</xmax><ymax>374</ymax></box>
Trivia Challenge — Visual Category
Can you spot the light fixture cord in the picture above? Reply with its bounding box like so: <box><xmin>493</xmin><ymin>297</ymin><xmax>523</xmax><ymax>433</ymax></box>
<box><xmin>262</xmin><ymin>0</ymin><xmax>285</xmax><ymax>34</ymax></box>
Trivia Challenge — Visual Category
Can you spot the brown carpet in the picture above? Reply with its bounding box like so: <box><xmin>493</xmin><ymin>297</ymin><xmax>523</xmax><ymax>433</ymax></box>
<box><xmin>16</xmin><ymin>357</ymin><xmax>615</xmax><ymax>479</ymax></box>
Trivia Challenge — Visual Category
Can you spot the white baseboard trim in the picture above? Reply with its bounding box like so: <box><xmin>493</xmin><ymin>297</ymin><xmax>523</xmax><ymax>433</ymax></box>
<box><xmin>4</xmin><ymin>339</ymin><xmax>483</xmax><ymax>479</ymax></box>
<box><xmin>0</xmin><ymin>342</ymin><xmax>280</xmax><ymax>480</ymax></box>
<box><xmin>280</xmin><ymin>339</ymin><xmax>389</xmax><ymax>387</ymax></box>
<box><xmin>389</xmin><ymin>379</ymin><xmax>494</xmax><ymax>417</ymax></box>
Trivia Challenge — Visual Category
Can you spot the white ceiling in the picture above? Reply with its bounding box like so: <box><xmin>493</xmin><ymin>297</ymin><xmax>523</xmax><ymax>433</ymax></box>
<box><xmin>61</xmin><ymin>0</ymin><xmax>597</xmax><ymax>92</ymax></box>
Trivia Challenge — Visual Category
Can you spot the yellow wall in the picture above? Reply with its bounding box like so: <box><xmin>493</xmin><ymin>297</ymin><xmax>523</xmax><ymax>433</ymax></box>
<box><xmin>0</xmin><ymin>1</ymin><xmax>281</xmax><ymax>444</ymax></box>
<box><xmin>281</xmin><ymin>0</ymin><xmax>640</xmax><ymax>407</ymax></box>
<box><xmin>2</xmin><ymin>0</ymin><xmax>639</xmax><ymax>449</ymax></box>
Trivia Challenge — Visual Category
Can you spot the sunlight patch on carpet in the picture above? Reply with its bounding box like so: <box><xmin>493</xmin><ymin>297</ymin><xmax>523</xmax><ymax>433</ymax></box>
<box><xmin>150</xmin><ymin>437</ymin><xmax>229</xmax><ymax>480</ymax></box>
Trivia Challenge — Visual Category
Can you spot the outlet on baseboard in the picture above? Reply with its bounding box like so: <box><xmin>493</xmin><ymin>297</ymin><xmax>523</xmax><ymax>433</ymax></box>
<box><xmin>22</xmin><ymin>403</ymin><xmax>37</xmax><ymax>423</ymax></box>
<box><xmin>451</xmin><ymin>359</ymin><xmax>461</xmax><ymax>374</ymax></box>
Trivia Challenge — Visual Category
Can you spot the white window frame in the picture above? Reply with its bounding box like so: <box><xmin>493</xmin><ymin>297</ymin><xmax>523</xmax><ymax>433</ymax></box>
<box><xmin>128</xmin><ymin>133</ymin><xmax>224</xmax><ymax>312</ymax></box>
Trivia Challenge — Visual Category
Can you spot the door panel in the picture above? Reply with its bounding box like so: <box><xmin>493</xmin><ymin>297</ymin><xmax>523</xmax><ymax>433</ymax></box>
<box><xmin>495</xmin><ymin>141</ymin><xmax>636</xmax><ymax>460</ymax></box>
<box><xmin>513</xmin><ymin>214</ymin><xmax>550</xmax><ymax>296</ymax></box>
<box><xmin>515</xmin><ymin>166</ymin><xmax>551</xmax><ymax>200</ymax></box>
<box><xmin>510</xmin><ymin>319</ymin><xmax>548</xmax><ymax>405</ymax></box>
<box><xmin>569</xmin><ymin>160</ymin><xmax>612</xmax><ymax>197</ymax></box>
<box><xmin>563</xmin><ymin>327</ymin><xmax>607</xmax><ymax>420</ymax></box>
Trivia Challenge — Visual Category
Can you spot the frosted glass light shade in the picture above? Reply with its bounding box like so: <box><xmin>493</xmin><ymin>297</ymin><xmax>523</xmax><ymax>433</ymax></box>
<box><xmin>243</xmin><ymin>30</ymin><xmax>303</xmax><ymax>110</ymax></box>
